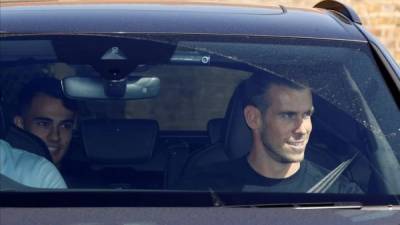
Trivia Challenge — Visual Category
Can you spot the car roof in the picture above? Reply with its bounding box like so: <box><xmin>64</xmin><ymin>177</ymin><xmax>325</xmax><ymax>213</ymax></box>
<box><xmin>0</xmin><ymin>1</ymin><xmax>366</xmax><ymax>41</ymax></box>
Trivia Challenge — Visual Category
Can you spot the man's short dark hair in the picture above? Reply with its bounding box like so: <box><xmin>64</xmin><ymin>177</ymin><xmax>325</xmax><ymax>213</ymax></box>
<box><xmin>244</xmin><ymin>71</ymin><xmax>309</xmax><ymax>110</ymax></box>
<box><xmin>17</xmin><ymin>77</ymin><xmax>78</xmax><ymax>115</ymax></box>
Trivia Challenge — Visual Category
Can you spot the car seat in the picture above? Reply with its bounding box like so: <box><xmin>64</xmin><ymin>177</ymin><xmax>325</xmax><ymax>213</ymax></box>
<box><xmin>0</xmin><ymin>101</ymin><xmax>6</xmax><ymax>138</ymax></box>
<box><xmin>75</xmin><ymin>118</ymin><xmax>163</xmax><ymax>189</ymax></box>
<box><xmin>165</xmin><ymin>81</ymin><xmax>251</xmax><ymax>188</ymax></box>
<box><xmin>179</xmin><ymin>81</ymin><xmax>251</xmax><ymax>178</ymax></box>
<box><xmin>207</xmin><ymin>118</ymin><xmax>224</xmax><ymax>144</ymax></box>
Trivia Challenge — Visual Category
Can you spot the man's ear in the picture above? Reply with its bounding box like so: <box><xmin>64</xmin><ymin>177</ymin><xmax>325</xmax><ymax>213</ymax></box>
<box><xmin>13</xmin><ymin>116</ymin><xmax>24</xmax><ymax>129</ymax></box>
<box><xmin>244</xmin><ymin>105</ymin><xmax>262</xmax><ymax>130</ymax></box>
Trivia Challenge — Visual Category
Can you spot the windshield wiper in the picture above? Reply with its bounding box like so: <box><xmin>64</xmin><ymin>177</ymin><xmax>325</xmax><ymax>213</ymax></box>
<box><xmin>296</xmin><ymin>203</ymin><xmax>400</xmax><ymax>211</ymax></box>
<box><xmin>207</xmin><ymin>189</ymin><xmax>360</xmax><ymax>208</ymax></box>
<box><xmin>207</xmin><ymin>190</ymin><xmax>400</xmax><ymax>210</ymax></box>
<box><xmin>209</xmin><ymin>188</ymin><xmax>225</xmax><ymax>207</ymax></box>
<box><xmin>222</xmin><ymin>202</ymin><xmax>361</xmax><ymax>209</ymax></box>
<box><xmin>225</xmin><ymin>201</ymin><xmax>400</xmax><ymax>211</ymax></box>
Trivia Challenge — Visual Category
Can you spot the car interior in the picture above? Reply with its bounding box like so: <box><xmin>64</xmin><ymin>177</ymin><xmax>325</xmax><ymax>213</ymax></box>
<box><xmin>1</xmin><ymin>35</ymin><xmax>398</xmax><ymax>194</ymax></box>
<box><xmin>0</xmin><ymin>72</ymin><xmax>372</xmax><ymax>192</ymax></box>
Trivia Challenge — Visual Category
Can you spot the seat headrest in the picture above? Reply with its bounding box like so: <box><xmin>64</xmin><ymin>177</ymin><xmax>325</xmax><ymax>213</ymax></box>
<box><xmin>0</xmin><ymin>103</ymin><xmax>6</xmax><ymax>138</ymax></box>
<box><xmin>81</xmin><ymin>119</ymin><xmax>159</xmax><ymax>164</ymax></box>
<box><xmin>223</xmin><ymin>81</ymin><xmax>252</xmax><ymax>159</ymax></box>
<box><xmin>207</xmin><ymin>118</ymin><xmax>224</xmax><ymax>144</ymax></box>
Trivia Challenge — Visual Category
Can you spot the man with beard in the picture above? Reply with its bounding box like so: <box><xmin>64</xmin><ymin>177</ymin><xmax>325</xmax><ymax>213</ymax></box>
<box><xmin>13</xmin><ymin>77</ymin><xmax>77</xmax><ymax>167</ymax></box>
<box><xmin>181</xmin><ymin>73</ymin><xmax>361</xmax><ymax>193</ymax></box>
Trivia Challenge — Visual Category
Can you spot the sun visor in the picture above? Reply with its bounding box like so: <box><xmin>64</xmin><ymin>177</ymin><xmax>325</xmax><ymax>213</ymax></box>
<box><xmin>0</xmin><ymin>40</ymin><xmax>56</xmax><ymax>62</ymax></box>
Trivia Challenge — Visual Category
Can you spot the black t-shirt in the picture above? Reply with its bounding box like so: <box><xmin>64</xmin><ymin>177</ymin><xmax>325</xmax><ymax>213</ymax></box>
<box><xmin>180</xmin><ymin>157</ymin><xmax>362</xmax><ymax>193</ymax></box>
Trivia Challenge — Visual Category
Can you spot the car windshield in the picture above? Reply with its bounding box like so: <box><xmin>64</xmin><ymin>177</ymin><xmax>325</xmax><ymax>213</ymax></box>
<box><xmin>1</xmin><ymin>34</ymin><xmax>399</xmax><ymax>201</ymax></box>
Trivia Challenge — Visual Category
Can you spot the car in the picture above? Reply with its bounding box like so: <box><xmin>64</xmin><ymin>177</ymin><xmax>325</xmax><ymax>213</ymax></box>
<box><xmin>1</xmin><ymin>0</ymin><xmax>400</xmax><ymax>224</ymax></box>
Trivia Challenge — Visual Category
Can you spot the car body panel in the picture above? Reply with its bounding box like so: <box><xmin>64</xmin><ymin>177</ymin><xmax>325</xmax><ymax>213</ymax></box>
<box><xmin>2</xmin><ymin>207</ymin><xmax>400</xmax><ymax>225</ymax></box>
<box><xmin>0</xmin><ymin>3</ymin><xmax>365</xmax><ymax>41</ymax></box>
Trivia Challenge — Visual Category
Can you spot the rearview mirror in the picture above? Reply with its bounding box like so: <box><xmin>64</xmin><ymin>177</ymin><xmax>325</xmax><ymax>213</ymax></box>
<box><xmin>62</xmin><ymin>76</ymin><xmax>160</xmax><ymax>100</ymax></box>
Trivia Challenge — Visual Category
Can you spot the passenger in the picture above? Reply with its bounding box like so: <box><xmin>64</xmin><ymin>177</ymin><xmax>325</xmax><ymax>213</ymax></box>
<box><xmin>181</xmin><ymin>73</ymin><xmax>362</xmax><ymax>193</ymax></box>
<box><xmin>13</xmin><ymin>77</ymin><xmax>77</xmax><ymax>167</ymax></box>
<box><xmin>0</xmin><ymin>139</ymin><xmax>67</xmax><ymax>188</ymax></box>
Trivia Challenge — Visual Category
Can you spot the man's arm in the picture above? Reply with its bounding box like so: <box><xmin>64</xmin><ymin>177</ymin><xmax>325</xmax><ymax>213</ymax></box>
<box><xmin>1</xmin><ymin>139</ymin><xmax>67</xmax><ymax>189</ymax></box>
<box><xmin>35</xmin><ymin>158</ymin><xmax>67</xmax><ymax>189</ymax></box>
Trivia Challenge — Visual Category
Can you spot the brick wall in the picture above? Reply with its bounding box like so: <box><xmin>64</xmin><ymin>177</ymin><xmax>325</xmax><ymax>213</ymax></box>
<box><xmin>215</xmin><ymin>0</ymin><xmax>400</xmax><ymax>64</ymax></box>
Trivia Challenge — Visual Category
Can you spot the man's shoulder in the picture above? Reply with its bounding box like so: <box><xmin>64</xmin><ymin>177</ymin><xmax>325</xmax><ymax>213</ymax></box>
<box><xmin>1</xmin><ymin>140</ymin><xmax>48</xmax><ymax>168</ymax></box>
<box><xmin>303</xmin><ymin>160</ymin><xmax>363</xmax><ymax>194</ymax></box>
<box><xmin>1</xmin><ymin>139</ymin><xmax>48</xmax><ymax>183</ymax></box>
<box><xmin>0</xmin><ymin>139</ymin><xmax>66</xmax><ymax>188</ymax></box>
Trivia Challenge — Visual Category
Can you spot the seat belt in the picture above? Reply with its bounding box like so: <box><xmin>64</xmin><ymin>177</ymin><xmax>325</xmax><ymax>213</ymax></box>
<box><xmin>307</xmin><ymin>152</ymin><xmax>359</xmax><ymax>193</ymax></box>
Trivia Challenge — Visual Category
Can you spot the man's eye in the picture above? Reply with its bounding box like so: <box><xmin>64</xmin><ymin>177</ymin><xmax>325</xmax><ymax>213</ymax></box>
<box><xmin>281</xmin><ymin>113</ymin><xmax>295</xmax><ymax>119</ymax></box>
<box><xmin>61</xmin><ymin>123</ymin><xmax>73</xmax><ymax>130</ymax></box>
<box><xmin>36</xmin><ymin>121</ymin><xmax>50</xmax><ymax>127</ymax></box>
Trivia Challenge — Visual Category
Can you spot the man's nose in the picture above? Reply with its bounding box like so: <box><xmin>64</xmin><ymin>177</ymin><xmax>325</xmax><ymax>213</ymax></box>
<box><xmin>48</xmin><ymin>126</ymin><xmax>60</xmax><ymax>141</ymax></box>
<box><xmin>293</xmin><ymin>117</ymin><xmax>308</xmax><ymax>135</ymax></box>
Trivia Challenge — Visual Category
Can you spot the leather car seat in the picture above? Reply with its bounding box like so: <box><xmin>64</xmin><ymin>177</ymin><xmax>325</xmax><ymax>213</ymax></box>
<box><xmin>207</xmin><ymin>118</ymin><xmax>224</xmax><ymax>144</ymax></box>
<box><xmin>179</xmin><ymin>81</ymin><xmax>251</xmax><ymax>179</ymax></box>
<box><xmin>77</xmin><ymin>118</ymin><xmax>163</xmax><ymax>189</ymax></box>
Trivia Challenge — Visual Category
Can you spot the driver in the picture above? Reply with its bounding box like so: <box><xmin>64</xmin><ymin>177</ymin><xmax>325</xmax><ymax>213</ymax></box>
<box><xmin>181</xmin><ymin>73</ymin><xmax>362</xmax><ymax>193</ymax></box>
